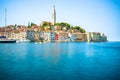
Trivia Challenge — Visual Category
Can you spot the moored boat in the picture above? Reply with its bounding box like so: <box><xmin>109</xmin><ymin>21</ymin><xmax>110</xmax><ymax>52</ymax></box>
<box><xmin>0</xmin><ymin>39</ymin><xmax>16</xmax><ymax>43</ymax></box>
<box><xmin>0</xmin><ymin>36</ymin><xmax>16</xmax><ymax>43</ymax></box>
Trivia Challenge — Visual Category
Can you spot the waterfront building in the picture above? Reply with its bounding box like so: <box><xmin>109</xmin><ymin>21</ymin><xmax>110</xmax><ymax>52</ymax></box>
<box><xmin>88</xmin><ymin>32</ymin><xmax>107</xmax><ymax>42</ymax></box>
<box><xmin>43</xmin><ymin>31</ymin><xmax>51</xmax><ymax>42</ymax></box>
<box><xmin>10</xmin><ymin>30</ymin><xmax>27</xmax><ymax>40</ymax></box>
<box><xmin>43</xmin><ymin>31</ymin><xmax>55</xmax><ymax>42</ymax></box>
<box><xmin>100</xmin><ymin>33</ymin><xmax>107</xmax><ymax>41</ymax></box>
<box><xmin>27</xmin><ymin>25</ymin><xmax>42</xmax><ymax>42</ymax></box>
<box><xmin>38</xmin><ymin>31</ymin><xmax>44</xmax><ymax>42</ymax></box>
<box><xmin>0</xmin><ymin>27</ymin><xmax>6</xmax><ymax>37</ymax></box>
<box><xmin>27</xmin><ymin>30</ymin><xmax>55</xmax><ymax>42</ymax></box>
<box><xmin>68</xmin><ymin>32</ymin><xmax>76</xmax><ymax>41</ymax></box>
<box><xmin>50</xmin><ymin>32</ymin><xmax>55</xmax><ymax>42</ymax></box>
<box><xmin>55</xmin><ymin>31</ymin><xmax>68</xmax><ymax>42</ymax></box>
<box><xmin>27</xmin><ymin>30</ymin><xmax>35</xmax><ymax>42</ymax></box>
<box><xmin>75</xmin><ymin>32</ymin><xmax>87</xmax><ymax>42</ymax></box>
<box><xmin>54</xmin><ymin>33</ymin><xmax>58</xmax><ymax>41</ymax></box>
<box><xmin>68</xmin><ymin>32</ymin><xmax>87</xmax><ymax>42</ymax></box>
<box><xmin>2</xmin><ymin>25</ymin><xmax>28</xmax><ymax>40</ymax></box>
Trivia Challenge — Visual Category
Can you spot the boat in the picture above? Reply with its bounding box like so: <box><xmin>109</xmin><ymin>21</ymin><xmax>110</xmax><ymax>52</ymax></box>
<box><xmin>0</xmin><ymin>39</ymin><xmax>16</xmax><ymax>43</ymax></box>
<box><xmin>0</xmin><ymin>36</ymin><xmax>16</xmax><ymax>43</ymax></box>
<box><xmin>16</xmin><ymin>39</ymin><xmax>31</xmax><ymax>43</ymax></box>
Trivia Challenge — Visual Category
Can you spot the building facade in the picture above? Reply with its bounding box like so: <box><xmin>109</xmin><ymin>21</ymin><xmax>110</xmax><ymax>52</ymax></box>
<box><xmin>87</xmin><ymin>32</ymin><xmax>107</xmax><ymax>42</ymax></box>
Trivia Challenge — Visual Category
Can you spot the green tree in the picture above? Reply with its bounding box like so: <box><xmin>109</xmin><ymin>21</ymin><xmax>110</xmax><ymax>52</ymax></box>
<box><xmin>27</xmin><ymin>22</ymin><xmax>37</xmax><ymax>28</ymax></box>
<box><xmin>14</xmin><ymin>24</ymin><xmax>17</xmax><ymax>27</ymax></box>
<box><xmin>31</xmin><ymin>22</ymin><xmax>37</xmax><ymax>26</ymax></box>
<box><xmin>70</xmin><ymin>25</ymin><xmax>73</xmax><ymax>29</ymax></box>
<box><xmin>73</xmin><ymin>26</ymin><xmax>86</xmax><ymax>33</ymax></box>
<box><xmin>41</xmin><ymin>21</ymin><xmax>52</xmax><ymax>30</ymax></box>
<box><xmin>73</xmin><ymin>26</ymin><xmax>81</xmax><ymax>30</ymax></box>
<box><xmin>55</xmin><ymin>22</ymin><xmax>70</xmax><ymax>30</ymax></box>
<box><xmin>28</xmin><ymin>22</ymin><xmax>31</xmax><ymax>28</ymax></box>
<box><xmin>80</xmin><ymin>28</ymin><xmax>86</xmax><ymax>33</ymax></box>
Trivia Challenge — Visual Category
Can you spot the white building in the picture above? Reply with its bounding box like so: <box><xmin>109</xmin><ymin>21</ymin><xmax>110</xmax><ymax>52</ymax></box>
<box><xmin>87</xmin><ymin>32</ymin><xmax>107</xmax><ymax>42</ymax></box>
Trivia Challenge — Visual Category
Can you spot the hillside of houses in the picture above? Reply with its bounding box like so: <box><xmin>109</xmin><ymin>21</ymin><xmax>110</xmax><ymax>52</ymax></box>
<box><xmin>0</xmin><ymin>21</ymin><xmax>107</xmax><ymax>42</ymax></box>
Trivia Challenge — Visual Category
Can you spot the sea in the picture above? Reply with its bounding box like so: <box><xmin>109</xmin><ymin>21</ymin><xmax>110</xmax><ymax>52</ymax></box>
<box><xmin>0</xmin><ymin>42</ymin><xmax>120</xmax><ymax>80</ymax></box>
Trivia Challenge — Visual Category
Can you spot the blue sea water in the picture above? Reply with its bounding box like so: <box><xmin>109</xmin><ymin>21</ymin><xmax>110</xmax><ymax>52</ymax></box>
<box><xmin>0</xmin><ymin>42</ymin><xmax>120</xmax><ymax>80</ymax></box>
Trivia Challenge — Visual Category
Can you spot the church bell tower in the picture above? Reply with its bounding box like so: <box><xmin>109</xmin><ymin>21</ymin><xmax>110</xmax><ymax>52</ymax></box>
<box><xmin>52</xmin><ymin>5</ymin><xmax>56</xmax><ymax>25</ymax></box>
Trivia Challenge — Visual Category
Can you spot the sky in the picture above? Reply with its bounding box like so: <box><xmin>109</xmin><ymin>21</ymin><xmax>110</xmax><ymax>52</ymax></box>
<box><xmin>0</xmin><ymin>0</ymin><xmax>120</xmax><ymax>41</ymax></box>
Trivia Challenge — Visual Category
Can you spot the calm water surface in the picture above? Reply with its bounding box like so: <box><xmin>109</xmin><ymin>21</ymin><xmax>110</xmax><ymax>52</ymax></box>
<box><xmin>0</xmin><ymin>42</ymin><xmax>120</xmax><ymax>80</ymax></box>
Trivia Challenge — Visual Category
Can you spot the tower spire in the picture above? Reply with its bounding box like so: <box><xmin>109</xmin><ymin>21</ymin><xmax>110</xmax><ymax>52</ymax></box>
<box><xmin>52</xmin><ymin>5</ymin><xmax>56</xmax><ymax>25</ymax></box>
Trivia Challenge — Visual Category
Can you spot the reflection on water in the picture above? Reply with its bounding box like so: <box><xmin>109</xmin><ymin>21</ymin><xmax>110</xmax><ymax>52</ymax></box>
<box><xmin>0</xmin><ymin>42</ymin><xmax>120</xmax><ymax>80</ymax></box>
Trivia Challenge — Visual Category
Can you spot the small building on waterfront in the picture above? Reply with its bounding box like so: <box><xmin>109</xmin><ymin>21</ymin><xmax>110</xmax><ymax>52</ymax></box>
<box><xmin>68</xmin><ymin>32</ymin><xmax>87</xmax><ymax>42</ymax></box>
<box><xmin>75</xmin><ymin>32</ymin><xmax>87</xmax><ymax>42</ymax></box>
<box><xmin>27</xmin><ymin>30</ymin><xmax>35</xmax><ymax>42</ymax></box>
<box><xmin>27</xmin><ymin>30</ymin><xmax>55</xmax><ymax>42</ymax></box>
<box><xmin>87</xmin><ymin>32</ymin><xmax>107</xmax><ymax>42</ymax></box>
<box><xmin>55</xmin><ymin>31</ymin><xmax>68</xmax><ymax>42</ymax></box>
<box><xmin>5</xmin><ymin>25</ymin><xmax>28</xmax><ymax>40</ymax></box>
<box><xmin>43</xmin><ymin>31</ymin><xmax>55</xmax><ymax>42</ymax></box>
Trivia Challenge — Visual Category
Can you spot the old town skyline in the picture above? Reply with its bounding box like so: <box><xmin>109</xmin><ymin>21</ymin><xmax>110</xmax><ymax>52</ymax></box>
<box><xmin>0</xmin><ymin>0</ymin><xmax>120</xmax><ymax>41</ymax></box>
